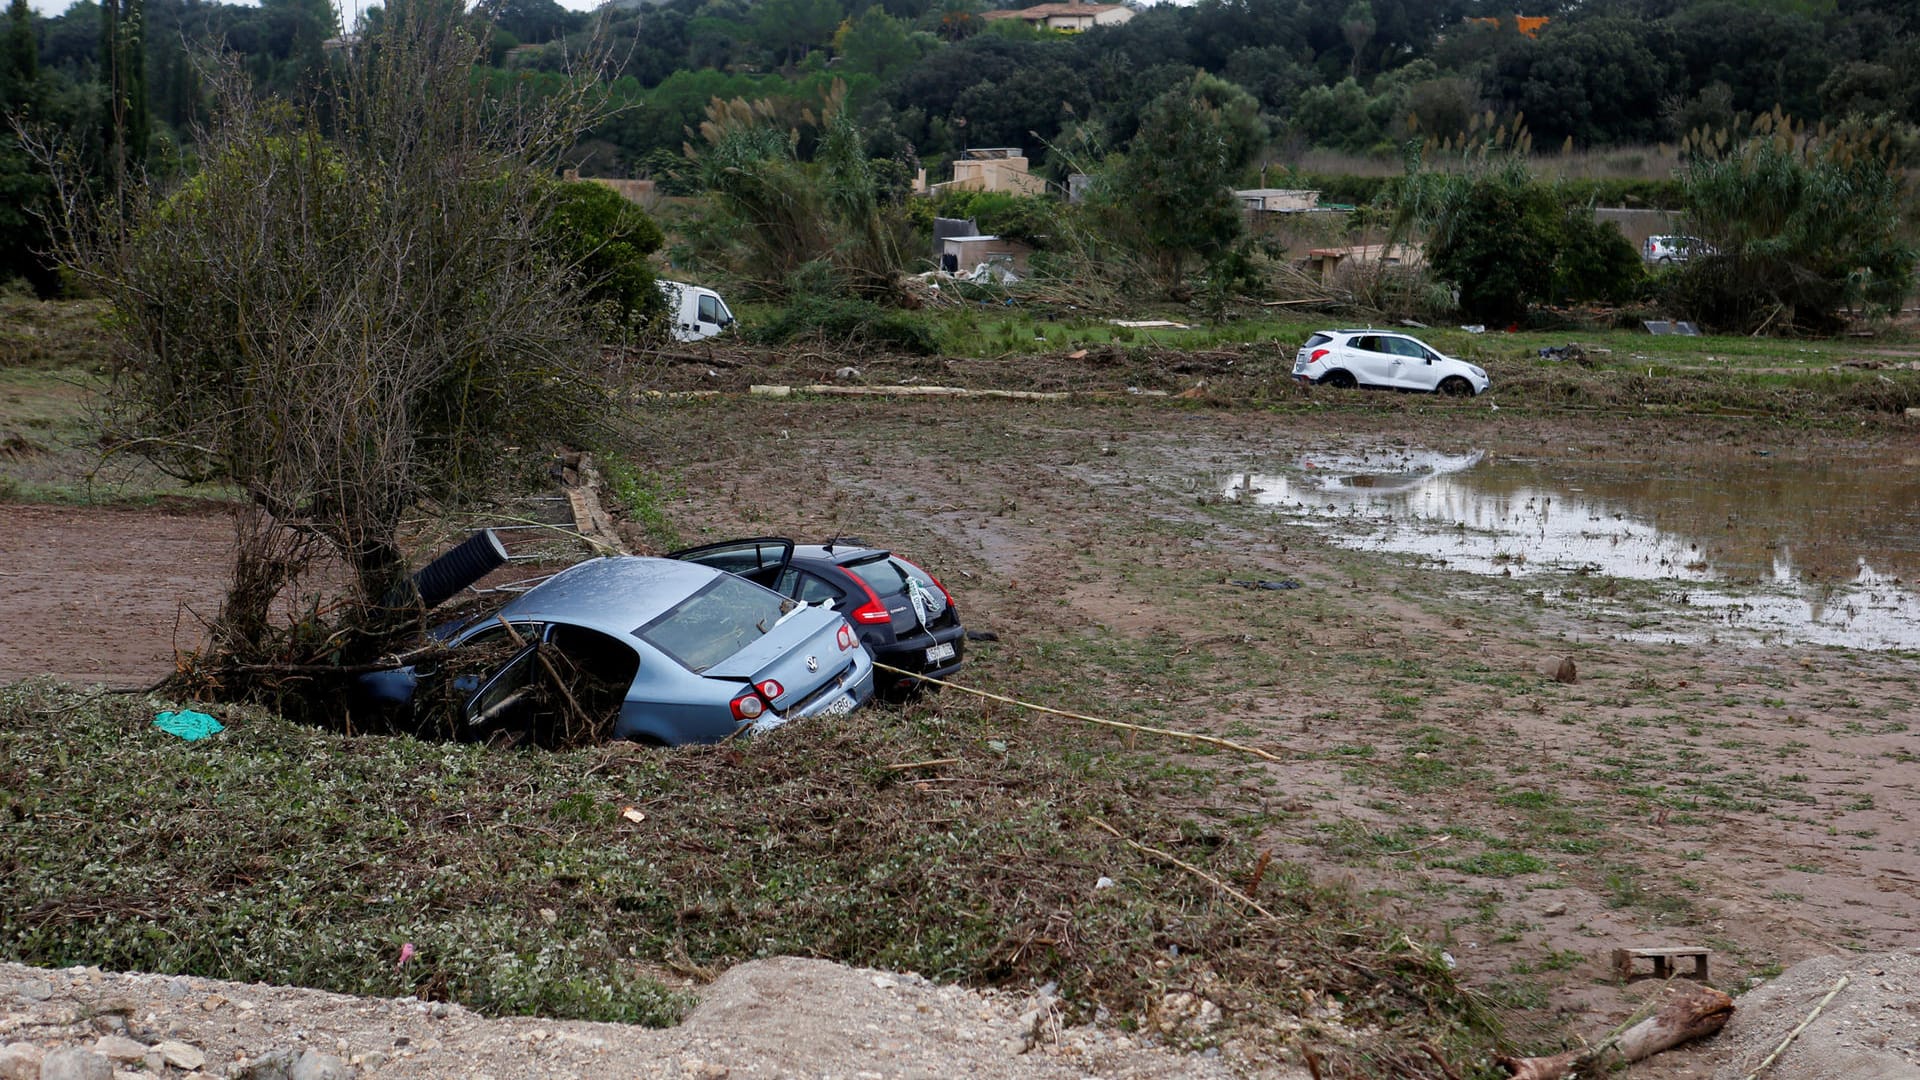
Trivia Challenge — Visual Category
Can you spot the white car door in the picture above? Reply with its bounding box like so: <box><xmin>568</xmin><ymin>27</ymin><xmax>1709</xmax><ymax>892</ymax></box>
<box><xmin>1383</xmin><ymin>336</ymin><xmax>1435</xmax><ymax>390</ymax></box>
<box><xmin>1348</xmin><ymin>335</ymin><xmax>1397</xmax><ymax>388</ymax></box>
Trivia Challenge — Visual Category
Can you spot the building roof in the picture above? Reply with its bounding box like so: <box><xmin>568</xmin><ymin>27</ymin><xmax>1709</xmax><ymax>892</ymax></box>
<box><xmin>983</xmin><ymin>2</ymin><xmax>1129</xmax><ymax>19</ymax></box>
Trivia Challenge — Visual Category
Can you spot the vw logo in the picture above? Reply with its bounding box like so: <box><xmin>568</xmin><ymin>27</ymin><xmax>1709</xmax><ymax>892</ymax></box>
<box><xmin>805</xmin><ymin>656</ymin><xmax>819</xmax><ymax>672</ymax></box>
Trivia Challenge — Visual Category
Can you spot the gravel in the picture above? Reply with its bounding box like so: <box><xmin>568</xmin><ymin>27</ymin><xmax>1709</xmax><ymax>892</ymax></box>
<box><xmin>1</xmin><ymin>958</ymin><xmax>1309</xmax><ymax>1079</ymax></box>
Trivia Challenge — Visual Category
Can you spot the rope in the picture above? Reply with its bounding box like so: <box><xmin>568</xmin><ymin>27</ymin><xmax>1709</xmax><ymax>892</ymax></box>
<box><xmin>871</xmin><ymin>662</ymin><xmax>1284</xmax><ymax>763</ymax></box>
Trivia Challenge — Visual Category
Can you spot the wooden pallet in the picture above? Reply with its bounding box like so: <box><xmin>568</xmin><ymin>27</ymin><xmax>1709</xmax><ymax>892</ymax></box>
<box><xmin>1613</xmin><ymin>946</ymin><xmax>1709</xmax><ymax>982</ymax></box>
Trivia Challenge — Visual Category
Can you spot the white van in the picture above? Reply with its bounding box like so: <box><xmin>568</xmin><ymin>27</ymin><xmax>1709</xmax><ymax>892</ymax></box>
<box><xmin>658</xmin><ymin>280</ymin><xmax>736</xmax><ymax>343</ymax></box>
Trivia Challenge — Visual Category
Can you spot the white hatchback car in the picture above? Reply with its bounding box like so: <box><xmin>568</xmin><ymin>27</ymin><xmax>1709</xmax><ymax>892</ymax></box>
<box><xmin>1293</xmin><ymin>329</ymin><xmax>1490</xmax><ymax>396</ymax></box>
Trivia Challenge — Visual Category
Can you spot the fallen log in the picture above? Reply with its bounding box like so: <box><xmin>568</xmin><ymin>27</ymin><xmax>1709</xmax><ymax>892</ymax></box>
<box><xmin>1497</xmin><ymin>981</ymin><xmax>1733</xmax><ymax>1080</ymax></box>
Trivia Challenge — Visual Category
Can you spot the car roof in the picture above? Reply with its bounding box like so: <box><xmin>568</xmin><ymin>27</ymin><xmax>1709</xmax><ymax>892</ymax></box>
<box><xmin>495</xmin><ymin>557</ymin><xmax>723</xmax><ymax>636</ymax></box>
<box><xmin>793</xmin><ymin>543</ymin><xmax>891</xmax><ymax>568</ymax></box>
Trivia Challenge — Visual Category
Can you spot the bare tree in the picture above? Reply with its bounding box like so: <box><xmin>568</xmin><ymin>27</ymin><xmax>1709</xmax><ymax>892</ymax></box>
<box><xmin>48</xmin><ymin>0</ymin><xmax>618</xmax><ymax>673</ymax></box>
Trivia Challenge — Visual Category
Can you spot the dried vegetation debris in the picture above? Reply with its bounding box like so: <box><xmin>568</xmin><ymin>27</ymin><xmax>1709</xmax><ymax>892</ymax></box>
<box><xmin>0</xmin><ymin>681</ymin><xmax>1490</xmax><ymax>1077</ymax></box>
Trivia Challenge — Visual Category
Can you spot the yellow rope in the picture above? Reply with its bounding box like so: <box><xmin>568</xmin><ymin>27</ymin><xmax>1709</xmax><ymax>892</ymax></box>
<box><xmin>871</xmin><ymin>662</ymin><xmax>1283</xmax><ymax>763</ymax></box>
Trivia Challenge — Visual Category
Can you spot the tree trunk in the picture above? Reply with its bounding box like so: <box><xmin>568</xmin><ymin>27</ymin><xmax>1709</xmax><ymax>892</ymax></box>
<box><xmin>1497</xmin><ymin>982</ymin><xmax>1733</xmax><ymax>1080</ymax></box>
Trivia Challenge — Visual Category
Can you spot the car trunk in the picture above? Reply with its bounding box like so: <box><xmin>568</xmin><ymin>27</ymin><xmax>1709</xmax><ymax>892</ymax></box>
<box><xmin>700</xmin><ymin>606</ymin><xmax>854</xmax><ymax>708</ymax></box>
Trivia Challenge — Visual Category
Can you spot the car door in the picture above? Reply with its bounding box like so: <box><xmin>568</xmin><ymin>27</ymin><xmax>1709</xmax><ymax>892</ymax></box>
<box><xmin>776</xmin><ymin>566</ymin><xmax>850</xmax><ymax>611</ymax></box>
<box><xmin>1383</xmin><ymin>336</ymin><xmax>1433</xmax><ymax>390</ymax></box>
<box><xmin>1348</xmin><ymin>335</ymin><xmax>1397</xmax><ymax>388</ymax></box>
<box><xmin>694</xmin><ymin>290</ymin><xmax>735</xmax><ymax>339</ymax></box>
<box><xmin>668</xmin><ymin>538</ymin><xmax>795</xmax><ymax>590</ymax></box>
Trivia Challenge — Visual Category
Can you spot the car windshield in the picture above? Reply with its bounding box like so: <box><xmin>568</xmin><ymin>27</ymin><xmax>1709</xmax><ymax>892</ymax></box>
<box><xmin>848</xmin><ymin>554</ymin><xmax>911</xmax><ymax>598</ymax></box>
<box><xmin>637</xmin><ymin>575</ymin><xmax>790</xmax><ymax>672</ymax></box>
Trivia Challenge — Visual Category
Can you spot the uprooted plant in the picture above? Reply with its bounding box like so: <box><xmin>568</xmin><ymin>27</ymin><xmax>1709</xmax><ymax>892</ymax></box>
<box><xmin>43</xmin><ymin>0</ymin><xmax>625</xmax><ymax>710</ymax></box>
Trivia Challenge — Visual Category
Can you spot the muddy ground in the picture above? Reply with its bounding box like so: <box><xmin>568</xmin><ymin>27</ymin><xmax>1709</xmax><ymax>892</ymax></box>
<box><xmin>4</xmin><ymin>392</ymin><xmax>1919</xmax><ymax>1076</ymax></box>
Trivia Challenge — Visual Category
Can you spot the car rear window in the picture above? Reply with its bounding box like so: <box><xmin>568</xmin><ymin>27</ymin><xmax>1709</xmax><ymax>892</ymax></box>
<box><xmin>636</xmin><ymin>574</ymin><xmax>789</xmax><ymax>672</ymax></box>
<box><xmin>847</xmin><ymin>554</ymin><xmax>910</xmax><ymax>598</ymax></box>
<box><xmin>1303</xmin><ymin>333</ymin><xmax>1332</xmax><ymax>348</ymax></box>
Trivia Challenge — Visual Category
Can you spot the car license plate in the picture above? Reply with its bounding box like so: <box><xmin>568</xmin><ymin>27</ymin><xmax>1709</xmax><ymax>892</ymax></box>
<box><xmin>822</xmin><ymin>694</ymin><xmax>856</xmax><ymax>717</ymax></box>
<box><xmin>1292</xmin><ymin>359</ymin><xmax>1308</xmax><ymax>374</ymax></box>
<box><xmin>926</xmin><ymin>642</ymin><xmax>956</xmax><ymax>664</ymax></box>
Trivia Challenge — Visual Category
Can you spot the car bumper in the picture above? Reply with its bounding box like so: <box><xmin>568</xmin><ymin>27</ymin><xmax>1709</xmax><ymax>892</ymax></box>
<box><xmin>873</xmin><ymin>626</ymin><xmax>966</xmax><ymax>691</ymax></box>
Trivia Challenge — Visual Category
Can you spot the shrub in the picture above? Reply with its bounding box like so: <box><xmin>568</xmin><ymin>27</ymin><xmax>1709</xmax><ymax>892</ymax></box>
<box><xmin>546</xmin><ymin>180</ymin><xmax>666</xmax><ymax>327</ymax></box>
<box><xmin>748</xmin><ymin>287</ymin><xmax>942</xmax><ymax>354</ymax></box>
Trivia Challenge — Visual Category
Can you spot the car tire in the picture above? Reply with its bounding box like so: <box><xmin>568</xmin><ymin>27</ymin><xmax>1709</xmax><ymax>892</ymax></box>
<box><xmin>1323</xmin><ymin>370</ymin><xmax>1358</xmax><ymax>389</ymax></box>
<box><xmin>1658</xmin><ymin>256</ymin><xmax>1673</xmax><ymax>265</ymax></box>
<box><xmin>1438</xmin><ymin>376</ymin><xmax>1474</xmax><ymax>397</ymax></box>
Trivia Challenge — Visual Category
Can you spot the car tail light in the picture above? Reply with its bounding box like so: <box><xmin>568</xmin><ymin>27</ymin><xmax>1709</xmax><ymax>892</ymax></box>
<box><xmin>848</xmin><ymin>578</ymin><xmax>892</xmax><ymax>624</ymax></box>
<box><xmin>1309</xmin><ymin>348</ymin><xmax>1330</xmax><ymax>363</ymax></box>
<box><xmin>730</xmin><ymin>691</ymin><xmax>765</xmax><ymax>721</ymax></box>
<box><xmin>756</xmin><ymin>679</ymin><xmax>784</xmax><ymax>700</ymax></box>
<box><xmin>836</xmin><ymin>624</ymin><xmax>856</xmax><ymax>651</ymax></box>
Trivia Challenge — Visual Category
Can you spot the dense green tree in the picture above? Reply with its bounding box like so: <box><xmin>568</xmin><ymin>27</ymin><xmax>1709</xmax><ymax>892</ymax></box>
<box><xmin>1094</xmin><ymin>71</ymin><xmax>1266</xmax><ymax>289</ymax></box>
<box><xmin>4</xmin><ymin>0</ymin><xmax>35</xmax><ymax>107</ymax></box>
<box><xmin>478</xmin><ymin>0</ymin><xmax>581</xmax><ymax>44</ymax></box>
<box><xmin>1484</xmin><ymin>17</ymin><xmax>1677</xmax><ymax>146</ymax></box>
<box><xmin>834</xmin><ymin>8</ymin><xmax>920</xmax><ymax>82</ymax></box>
<box><xmin>1</xmin><ymin>0</ymin><xmax>51</xmax><ymax>291</ymax></box>
<box><xmin>546</xmin><ymin>180</ymin><xmax>666</xmax><ymax>325</ymax></box>
<box><xmin>1552</xmin><ymin>206</ymin><xmax>1643</xmax><ymax>304</ymax></box>
<box><xmin>950</xmin><ymin>53</ymin><xmax>1088</xmax><ymax>154</ymax></box>
<box><xmin>1290</xmin><ymin>77</ymin><xmax>1377</xmax><ymax>152</ymax></box>
<box><xmin>1665</xmin><ymin>2</ymin><xmax>1825</xmax><ymax>120</ymax></box>
<box><xmin>751</xmin><ymin>0</ymin><xmax>842</xmax><ymax>66</ymax></box>
<box><xmin>1674</xmin><ymin>120</ymin><xmax>1917</xmax><ymax>331</ymax></box>
<box><xmin>1394</xmin><ymin>155</ymin><xmax>1562</xmax><ymax>324</ymax></box>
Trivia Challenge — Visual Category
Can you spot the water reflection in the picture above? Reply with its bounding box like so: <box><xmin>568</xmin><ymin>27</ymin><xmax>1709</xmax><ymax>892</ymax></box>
<box><xmin>1226</xmin><ymin>447</ymin><xmax>1920</xmax><ymax>650</ymax></box>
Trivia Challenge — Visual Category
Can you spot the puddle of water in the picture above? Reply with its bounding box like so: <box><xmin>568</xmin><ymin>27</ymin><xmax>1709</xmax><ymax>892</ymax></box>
<box><xmin>1224</xmin><ymin>447</ymin><xmax>1920</xmax><ymax>650</ymax></box>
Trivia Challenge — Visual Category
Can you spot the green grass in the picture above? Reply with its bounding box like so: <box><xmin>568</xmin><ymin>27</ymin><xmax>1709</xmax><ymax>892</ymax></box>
<box><xmin>597</xmin><ymin>453</ymin><xmax>683</xmax><ymax>550</ymax></box>
<box><xmin>0</xmin><ymin>680</ymin><xmax>1494</xmax><ymax>1067</ymax></box>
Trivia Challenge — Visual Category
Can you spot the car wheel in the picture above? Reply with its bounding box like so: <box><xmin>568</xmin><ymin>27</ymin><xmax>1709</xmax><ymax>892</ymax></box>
<box><xmin>1658</xmin><ymin>256</ymin><xmax>1673</xmax><ymax>265</ymax></box>
<box><xmin>1438</xmin><ymin>376</ymin><xmax>1474</xmax><ymax>397</ymax></box>
<box><xmin>1323</xmin><ymin>370</ymin><xmax>1358</xmax><ymax>389</ymax></box>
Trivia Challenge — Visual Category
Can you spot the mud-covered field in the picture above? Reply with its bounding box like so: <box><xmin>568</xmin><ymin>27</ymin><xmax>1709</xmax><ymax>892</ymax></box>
<box><xmin>8</xmin><ymin>391</ymin><xmax>1918</xmax><ymax>1071</ymax></box>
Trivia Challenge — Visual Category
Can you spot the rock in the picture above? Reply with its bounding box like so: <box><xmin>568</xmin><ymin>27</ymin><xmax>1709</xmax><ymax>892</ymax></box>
<box><xmin>14</xmin><ymin>980</ymin><xmax>53</xmax><ymax>1002</ymax></box>
<box><xmin>151</xmin><ymin>1040</ymin><xmax>207</xmax><ymax>1071</ymax></box>
<box><xmin>1542</xmin><ymin>900</ymin><xmax>1569</xmax><ymax>917</ymax></box>
<box><xmin>90</xmin><ymin>1036</ymin><xmax>148</xmax><ymax>1062</ymax></box>
<box><xmin>290</xmin><ymin>1051</ymin><xmax>354</xmax><ymax>1080</ymax></box>
<box><xmin>40</xmin><ymin>1048</ymin><xmax>113</xmax><ymax>1080</ymax></box>
<box><xmin>1554</xmin><ymin>658</ymin><xmax>1577</xmax><ymax>684</ymax></box>
<box><xmin>234</xmin><ymin>1048</ymin><xmax>300</xmax><ymax>1080</ymax></box>
<box><xmin>834</xmin><ymin>366</ymin><xmax>861</xmax><ymax>381</ymax></box>
<box><xmin>0</xmin><ymin>1042</ymin><xmax>45</xmax><ymax>1080</ymax></box>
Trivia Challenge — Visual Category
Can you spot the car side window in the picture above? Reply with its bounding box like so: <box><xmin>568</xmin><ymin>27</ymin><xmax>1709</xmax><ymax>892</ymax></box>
<box><xmin>698</xmin><ymin>294</ymin><xmax>720</xmax><ymax>323</ymax></box>
<box><xmin>795</xmin><ymin>571</ymin><xmax>844</xmax><ymax>606</ymax></box>
<box><xmin>1352</xmin><ymin>335</ymin><xmax>1381</xmax><ymax>353</ymax></box>
<box><xmin>458</xmin><ymin>620</ymin><xmax>545</xmax><ymax>648</ymax></box>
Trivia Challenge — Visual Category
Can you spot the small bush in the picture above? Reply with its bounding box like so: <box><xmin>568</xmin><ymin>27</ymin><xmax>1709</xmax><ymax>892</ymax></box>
<box><xmin>749</xmin><ymin>291</ymin><xmax>942</xmax><ymax>354</ymax></box>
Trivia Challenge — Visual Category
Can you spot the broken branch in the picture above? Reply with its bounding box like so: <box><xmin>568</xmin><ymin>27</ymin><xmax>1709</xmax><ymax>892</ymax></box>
<box><xmin>1743</xmin><ymin>974</ymin><xmax>1850</xmax><ymax>1080</ymax></box>
<box><xmin>497</xmin><ymin>616</ymin><xmax>595</xmax><ymax>736</ymax></box>
<box><xmin>1088</xmin><ymin>816</ymin><xmax>1284</xmax><ymax>922</ymax></box>
<box><xmin>1499</xmin><ymin>981</ymin><xmax>1734</xmax><ymax>1080</ymax></box>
